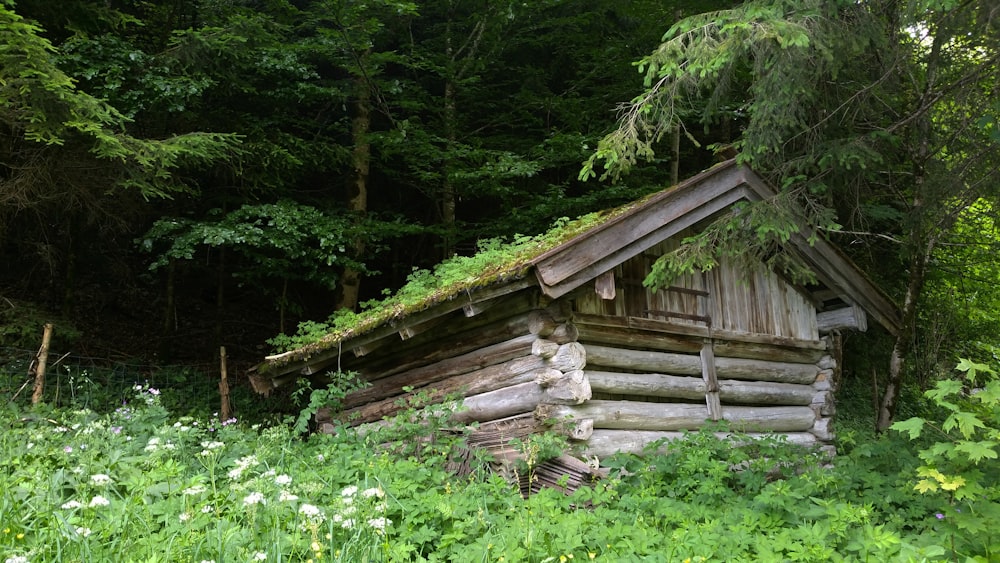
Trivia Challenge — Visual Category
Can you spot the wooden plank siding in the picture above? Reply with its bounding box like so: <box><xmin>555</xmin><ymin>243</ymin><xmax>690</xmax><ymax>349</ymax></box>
<box><xmin>574</xmin><ymin>242</ymin><xmax>819</xmax><ymax>341</ymax></box>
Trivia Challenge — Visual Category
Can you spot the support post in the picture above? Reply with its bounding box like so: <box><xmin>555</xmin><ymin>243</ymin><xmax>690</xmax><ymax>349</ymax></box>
<box><xmin>31</xmin><ymin>323</ymin><xmax>54</xmax><ymax>405</ymax></box>
<box><xmin>219</xmin><ymin>346</ymin><xmax>232</xmax><ymax>421</ymax></box>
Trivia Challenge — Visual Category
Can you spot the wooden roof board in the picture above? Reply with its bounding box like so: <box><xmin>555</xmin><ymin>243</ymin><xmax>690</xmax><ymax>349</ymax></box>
<box><xmin>533</xmin><ymin>161</ymin><xmax>747</xmax><ymax>287</ymax></box>
<box><xmin>534</xmin><ymin>185</ymin><xmax>752</xmax><ymax>298</ymax></box>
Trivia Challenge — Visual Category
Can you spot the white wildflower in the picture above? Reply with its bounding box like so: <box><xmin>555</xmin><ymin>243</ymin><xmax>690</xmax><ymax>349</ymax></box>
<box><xmin>361</xmin><ymin>487</ymin><xmax>384</xmax><ymax>499</ymax></box>
<box><xmin>6</xmin><ymin>556</ymin><xmax>30</xmax><ymax>563</ymax></box>
<box><xmin>200</xmin><ymin>440</ymin><xmax>225</xmax><ymax>450</ymax></box>
<box><xmin>263</xmin><ymin>469</ymin><xmax>276</xmax><ymax>477</ymax></box>
<box><xmin>90</xmin><ymin>474</ymin><xmax>112</xmax><ymax>486</ymax></box>
<box><xmin>274</xmin><ymin>474</ymin><xmax>292</xmax><ymax>486</ymax></box>
<box><xmin>278</xmin><ymin>490</ymin><xmax>299</xmax><ymax>502</ymax></box>
<box><xmin>60</xmin><ymin>500</ymin><xmax>83</xmax><ymax>509</ymax></box>
<box><xmin>179</xmin><ymin>512</ymin><xmax>191</xmax><ymax>522</ymax></box>
<box><xmin>182</xmin><ymin>485</ymin><xmax>207</xmax><ymax>496</ymax></box>
<box><xmin>340</xmin><ymin>518</ymin><xmax>355</xmax><ymax>529</ymax></box>
<box><xmin>253</xmin><ymin>553</ymin><xmax>267</xmax><ymax>561</ymax></box>
<box><xmin>368</xmin><ymin>517</ymin><xmax>391</xmax><ymax>532</ymax></box>
<box><xmin>242</xmin><ymin>492</ymin><xmax>266</xmax><ymax>506</ymax></box>
<box><xmin>201</xmin><ymin>505</ymin><xmax>214</xmax><ymax>513</ymax></box>
<box><xmin>89</xmin><ymin>495</ymin><xmax>110</xmax><ymax>507</ymax></box>
<box><xmin>341</xmin><ymin>485</ymin><xmax>358</xmax><ymax>497</ymax></box>
<box><xmin>74</xmin><ymin>526</ymin><xmax>92</xmax><ymax>537</ymax></box>
<box><xmin>299</xmin><ymin>503</ymin><xmax>324</xmax><ymax>520</ymax></box>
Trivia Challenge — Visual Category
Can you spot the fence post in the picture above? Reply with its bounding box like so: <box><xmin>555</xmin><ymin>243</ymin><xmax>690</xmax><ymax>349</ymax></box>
<box><xmin>219</xmin><ymin>346</ymin><xmax>231</xmax><ymax>421</ymax></box>
<box><xmin>31</xmin><ymin>323</ymin><xmax>54</xmax><ymax>405</ymax></box>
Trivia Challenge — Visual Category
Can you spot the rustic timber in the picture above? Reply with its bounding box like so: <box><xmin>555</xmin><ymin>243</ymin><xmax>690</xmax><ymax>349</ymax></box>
<box><xmin>452</xmin><ymin>382</ymin><xmax>545</xmax><ymax>423</ymax></box>
<box><xmin>539</xmin><ymin>369</ymin><xmax>592</xmax><ymax>405</ymax></box>
<box><xmin>531</xmin><ymin>339</ymin><xmax>560</xmax><ymax>359</ymax></box>
<box><xmin>532</xmin><ymin>163</ymin><xmax>750</xmax><ymax>291</ymax></box>
<box><xmin>584</xmin><ymin>344</ymin><xmax>819</xmax><ymax>384</ymax></box>
<box><xmin>817</xmin><ymin>304</ymin><xmax>867</xmax><ymax>333</ymax></box>
<box><xmin>573</xmin><ymin>313</ymin><xmax>828</xmax><ymax>363</ymax></box>
<box><xmin>260</xmin><ymin>278</ymin><xmax>537</xmax><ymax>375</ymax></box>
<box><xmin>339</xmin><ymin>334</ymin><xmax>537</xmax><ymax>410</ymax></box>
<box><xmin>313</xmin><ymin>307</ymin><xmax>537</xmax><ymax>382</ymax></box>
<box><xmin>335</xmin><ymin>359</ymin><xmax>550</xmax><ymax>425</ymax></box>
<box><xmin>583</xmin><ymin>429</ymin><xmax>820</xmax><ymax>456</ymax></box>
<box><xmin>545</xmin><ymin>342</ymin><xmax>587</xmax><ymax>372</ymax></box>
<box><xmin>586</xmin><ymin>372</ymin><xmax>815</xmax><ymax>405</ymax></box>
<box><xmin>700</xmin><ymin>343</ymin><xmax>722</xmax><ymax>420</ymax></box>
<box><xmin>537</xmin><ymin>401</ymin><xmax>816</xmax><ymax>432</ymax></box>
<box><xmin>595</xmin><ymin>270</ymin><xmax>616</xmax><ymax>300</ymax></box>
<box><xmin>535</xmin><ymin>185</ymin><xmax>753</xmax><ymax>298</ymax></box>
<box><xmin>549</xmin><ymin>323</ymin><xmax>580</xmax><ymax>344</ymax></box>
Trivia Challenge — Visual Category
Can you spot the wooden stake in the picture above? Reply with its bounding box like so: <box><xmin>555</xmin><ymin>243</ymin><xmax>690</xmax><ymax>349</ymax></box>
<box><xmin>31</xmin><ymin>323</ymin><xmax>53</xmax><ymax>405</ymax></box>
<box><xmin>219</xmin><ymin>346</ymin><xmax>231</xmax><ymax>421</ymax></box>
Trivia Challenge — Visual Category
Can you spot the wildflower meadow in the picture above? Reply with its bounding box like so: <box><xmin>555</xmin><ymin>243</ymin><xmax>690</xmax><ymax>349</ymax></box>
<box><xmin>2</xmin><ymin>368</ymin><xmax>998</xmax><ymax>562</ymax></box>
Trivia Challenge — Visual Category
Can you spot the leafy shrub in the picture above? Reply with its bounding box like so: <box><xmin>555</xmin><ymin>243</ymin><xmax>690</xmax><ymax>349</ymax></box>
<box><xmin>892</xmin><ymin>358</ymin><xmax>1000</xmax><ymax>560</ymax></box>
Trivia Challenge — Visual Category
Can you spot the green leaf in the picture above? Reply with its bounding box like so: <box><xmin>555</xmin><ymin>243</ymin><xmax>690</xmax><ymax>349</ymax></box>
<box><xmin>953</xmin><ymin>440</ymin><xmax>998</xmax><ymax>463</ymax></box>
<box><xmin>890</xmin><ymin>417</ymin><xmax>925</xmax><ymax>440</ymax></box>
<box><xmin>942</xmin><ymin>412</ymin><xmax>986</xmax><ymax>439</ymax></box>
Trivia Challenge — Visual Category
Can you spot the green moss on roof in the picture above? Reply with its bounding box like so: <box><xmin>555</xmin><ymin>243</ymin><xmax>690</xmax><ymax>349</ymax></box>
<box><xmin>263</xmin><ymin>189</ymin><xmax>666</xmax><ymax>368</ymax></box>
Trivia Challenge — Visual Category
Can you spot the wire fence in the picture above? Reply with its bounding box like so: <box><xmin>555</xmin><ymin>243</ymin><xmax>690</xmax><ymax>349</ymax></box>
<box><xmin>0</xmin><ymin>346</ymin><xmax>265</xmax><ymax>418</ymax></box>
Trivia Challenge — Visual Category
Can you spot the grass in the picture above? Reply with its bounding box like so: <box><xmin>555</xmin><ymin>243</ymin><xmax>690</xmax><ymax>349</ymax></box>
<box><xmin>0</xmin><ymin>380</ymin><xmax>991</xmax><ymax>562</ymax></box>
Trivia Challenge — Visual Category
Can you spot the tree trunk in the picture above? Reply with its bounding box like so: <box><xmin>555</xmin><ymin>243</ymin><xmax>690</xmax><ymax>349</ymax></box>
<box><xmin>335</xmin><ymin>69</ymin><xmax>371</xmax><ymax>312</ymax></box>
<box><xmin>441</xmin><ymin>19</ymin><xmax>458</xmax><ymax>259</ymax></box>
<box><xmin>876</xmin><ymin>236</ymin><xmax>934</xmax><ymax>432</ymax></box>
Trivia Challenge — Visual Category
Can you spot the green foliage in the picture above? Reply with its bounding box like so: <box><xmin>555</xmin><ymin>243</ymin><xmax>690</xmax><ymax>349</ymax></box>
<box><xmin>290</xmin><ymin>372</ymin><xmax>367</xmax><ymax>435</ymax></box>
<box><xmin>891</xmin><ymin>358</ymin><xmax>1000</xmax><ymax>559</ymax></box>
<box><xmin>141</xmin><ymin>200</ymin><xmax>363</xmax><ymax>291</ymax></box>
<box><xmin>644</xmin><ymin>197</ymin><xmax>838</xmax><ymax>290</ymax></box>
<box><xmin>0</xmin><ymin>4</ymin><xmax>240</xmax><ymax>199</ymax></box>
<box><xmin>0</xmin><ymin>297</ymin><xmax>80</xmax><ymax>349</ymax></box>
<box><xmin>0</xmin><ymin>381</ymin><xmax>976</xmax><ymax>563</ymax></box>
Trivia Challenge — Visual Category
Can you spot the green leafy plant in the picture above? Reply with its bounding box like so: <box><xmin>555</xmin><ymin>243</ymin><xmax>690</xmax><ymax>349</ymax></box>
<box><xmin>290</xmin><ymin>371</ymin><xmax>367</xmax><ymax>435</ymax></box>
<box><xmin>891</xmin><ymin>358</ymin><xmax>1000</xmax><ymax>559</ymax></box>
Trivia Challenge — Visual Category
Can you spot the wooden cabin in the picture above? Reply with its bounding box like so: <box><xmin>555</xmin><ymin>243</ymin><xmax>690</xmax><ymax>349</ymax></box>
<box><xmin>251</xmin><ymin>161</ymin><xmax>900</xmax><ymax>465</ymax></box>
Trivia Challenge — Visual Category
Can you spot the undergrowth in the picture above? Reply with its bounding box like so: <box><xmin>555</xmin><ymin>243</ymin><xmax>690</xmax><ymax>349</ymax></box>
<box><xmin>1</xmin><ymin>378</ymin><xmax>984</xmax><ymax>562</ymax></box>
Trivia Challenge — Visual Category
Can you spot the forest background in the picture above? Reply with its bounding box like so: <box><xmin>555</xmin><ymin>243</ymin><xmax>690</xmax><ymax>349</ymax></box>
<box><xmin>2</xmin><ymin>0</ymin><xmax>1000</xmax><ymax>432</ymax></box>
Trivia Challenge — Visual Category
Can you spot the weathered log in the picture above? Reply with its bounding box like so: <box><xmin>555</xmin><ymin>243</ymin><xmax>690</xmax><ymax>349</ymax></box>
<box><xmin>546</xmin><ymin>342</ymin><xmax>587</xmax><ymax>372</ymax></box>
<box><xmin>536</xmin><ymin>400</ymin><xmax>815</xmax><ymax>432</ymax></box>
<box><xmin>817</xmin><ymin>305</ymin><xmax>867</xmax><ymax>333</ymax></box>
<box><xmin>701</xmin><ymin>343</ymin><xmax>722</xmax><ymax>420</ymax></box>
<box><xmin>574</xmin><ymin>313</ymin><xmax>827</xmax><ymax>363</ymax></box>
<box><xmin>452</xmin><ymin>382</ymin><xmax>545</xmax><ymax>423</ymax></box>
<box><xmin>584</xmin><ymin>344</ymin><xmax>818</xmax><ymax>384</ymax></box>
<box><xmin>337</xmin><ymin>356</ymin><xmax>548</xmax><ymax>425</ymax></box>
<box><xmin>810</xmin><ymin>417</ymin><xmax>834</xmax><ymax>440</ymax></box>
<box><xmin>262</xmin><ymin>280</ymin><xmax>536</xmax><ymax>371</ymax></box>
<box><xmin>528</xmin><ymin>309</ymin><xmax>558</xmax><ymax>337</ymax></box>
<box><xmin>340</xmin><ymin>311</ymin><xmax>536</xmax><ymax>379</ymax></box>
<box><xmin>542</xmin><ymin>369</ymin><xmax>591</xmax><ymax>405</ymax></box>
<box><xmin>532</xmin><ymin>339</ymin><xmax>560</xmax><ymax>359</ymax></box>
<box><xmin>582</xmin><ymin>429</ymin><xmax>820</xmax><ymax>457</ymax></box>
<box><xmin>550</xmin><ymin>323</ymin><xmax>580</xmax><ymax>344</ymax></box>
<box><xmin>586</xmin><ymin>371</ymin><xmax>815</xmax><ymax>405</ymax></box>
<box><xmin>341</xmin><ymin>335</ymin><xmax>538</xmax><ymax>410</ymax></box>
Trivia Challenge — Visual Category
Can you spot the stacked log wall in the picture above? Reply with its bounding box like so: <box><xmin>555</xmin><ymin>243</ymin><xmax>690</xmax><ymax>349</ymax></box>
<box><xmin>531</xmin><ymin>312</ymin><xmax>837</xmax><ymax>458</ymax></box>
<box><xmin>318</xmin><ymin>297</ymin><xmax>593</xmax><ymax>432</ymax></box>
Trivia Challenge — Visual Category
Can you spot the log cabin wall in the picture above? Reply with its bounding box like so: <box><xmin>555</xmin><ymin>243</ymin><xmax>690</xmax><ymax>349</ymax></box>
<box><xmin>553</xmin><ymin>238</ymin><xmax>837</xmax><ymax>457</ymax></box>
<box><xmin>316</xmin><ymin>290</ymin><xmax>594</xmax><ymax>436</ymax></box>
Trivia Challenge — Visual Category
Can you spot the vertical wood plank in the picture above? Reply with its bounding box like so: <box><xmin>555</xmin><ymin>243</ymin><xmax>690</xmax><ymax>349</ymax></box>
<box><xmin>700</xmin><ymin>342</ymin><xmax>722</xmax><ymax>420</ymax></box>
